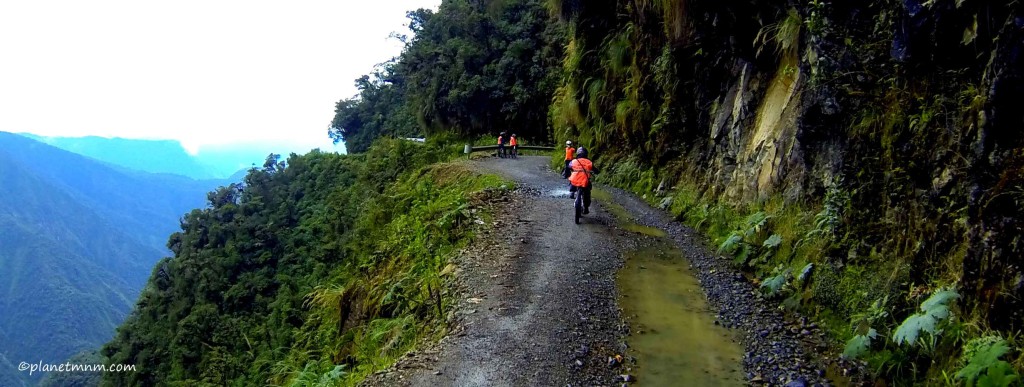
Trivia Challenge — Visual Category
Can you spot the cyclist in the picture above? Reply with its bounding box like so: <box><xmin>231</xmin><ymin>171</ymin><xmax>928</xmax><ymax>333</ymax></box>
<box><xmin>509</xmin><ymin>134</ymin><xmax>518</xmax><ymax>158</ymax></box>
<box><xmin>567</xmin><ymin>147</ymin><xmax>597</xmax><ymax>214</ymax></box>
<box><xmin>563</xmin><ymin>140</ymin><xmax>575</xmax><ymax>177</ymax></box>
<box><xmin>497</xmin><ymin>132</ymin><xmax>506</xmax><ymax>158</ymax></box>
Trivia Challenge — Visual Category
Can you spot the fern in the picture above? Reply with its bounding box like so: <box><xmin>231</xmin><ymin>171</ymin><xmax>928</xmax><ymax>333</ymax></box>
<box><xmin>316</xmin><ymin>364</ymin><xmax>347</xmax><ymax>385</ymax></box>
<box><xmin>892</xmin><ymin>287</ymin><xmax>959</xmax><ymax>346</ymax></box>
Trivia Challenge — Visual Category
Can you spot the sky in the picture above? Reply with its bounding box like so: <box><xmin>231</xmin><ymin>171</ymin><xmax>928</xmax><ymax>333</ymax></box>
<box><xmin>0</xmin><ymin>0</ymin><xmax>441</xmax><ymax>154</ymax></box>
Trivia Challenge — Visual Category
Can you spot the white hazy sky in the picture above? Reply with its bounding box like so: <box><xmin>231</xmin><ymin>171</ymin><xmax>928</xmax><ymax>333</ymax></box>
<box><xmin>0</xmin><ymin>0</ymin><xmax>440</xmax><ymax>154</ymax></box>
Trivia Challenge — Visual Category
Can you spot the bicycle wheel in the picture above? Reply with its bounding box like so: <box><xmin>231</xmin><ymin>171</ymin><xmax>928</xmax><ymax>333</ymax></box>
<box><xmin>574</xmin><ymin>194</ymin><xmax>582</xmax><ymax>224</ymax></box>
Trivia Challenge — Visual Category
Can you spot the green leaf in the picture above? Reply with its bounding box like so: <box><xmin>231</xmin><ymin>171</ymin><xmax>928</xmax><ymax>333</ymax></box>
<box><xmin>843</xmin><ymin>328</ymin><xmax>877</xmax><ymax>359</ymax></box>
<box><xmin>734</xmin><ymin>244</ymin><xmax>752</xmax><ymax>265</ymax></box>
<box><xmin>921</xmin><ymin>288</ymin><xmax>959</xmax><ymax>315</ymax></box>
<box><xmin>893</xmin><ymin>288</ymin><xmax>959</xmax><ymax>346</ymax></box>
<box><xmin>761</xmin><ymin>273</ymin><xmax>787</xmax><ymax>296</ymax></box>
<box><xmin>744</xmin><ymin>212</ymin><xmax>769</xmax><ymax>236</ymax></box>
<box><xmin>762</xmin><ymin>234</ymin><xmax>782</xmax><ymax>248</ymax></box>
<box><xmin>718</xmin><ymin>233</ymin><xmax>743</xmax><ymax>254</ymax></box>
<box><xmin>977</xmin><ymin>362</ymin><xmax>1017</xmax><ymax>387</ymax></box>
<box><xmin>958</xmin><ymin>339</ymin><xmax>1011</xmax><ymax>383</ymax></box>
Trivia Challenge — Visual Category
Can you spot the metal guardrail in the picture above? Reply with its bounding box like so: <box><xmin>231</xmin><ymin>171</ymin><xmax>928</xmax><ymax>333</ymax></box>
<box><xmin>464</xmin><ymin>144</ymin><xmax>555</xmax><ymax>155</ymax></box>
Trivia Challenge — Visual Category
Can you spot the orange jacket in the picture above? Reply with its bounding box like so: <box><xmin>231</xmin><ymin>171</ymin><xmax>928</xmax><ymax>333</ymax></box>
<box><xmin>497</xmin><ymin>136</ymin><xmax>504</xmax><ymax>145</ymax></box>
<box><xmin>510</xmin><ymin>137</ymin><xmax>517</xmax><ymax>146</ymax></box>
<box><xmin>568</xmin><ymin>158</ymin><xmax>594</xmax><ymax>187</ymax></box>
<box><xmin>564</xmin><ymin>147</ymin><xmax>575</xmax><ymax>161</ymax></box>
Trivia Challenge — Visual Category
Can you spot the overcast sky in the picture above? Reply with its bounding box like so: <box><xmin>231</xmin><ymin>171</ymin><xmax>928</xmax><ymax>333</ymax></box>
<box><xmin>0</xmin><ymin>0</ymin><xmax>440</xmax><ymax>154</ymax></box>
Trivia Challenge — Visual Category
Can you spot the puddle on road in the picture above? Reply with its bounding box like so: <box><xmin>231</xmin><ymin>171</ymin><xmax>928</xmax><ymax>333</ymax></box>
<box><xmin>592</xmin><ymin>188</ymin><xmax>668</xmax><ymax>238</ymax></box>
<box><xmin>618</xmin><ymin>238</ymin><xmax>745</xmax><ymax>386</ymax></box>
<box><xmin>622</xmin><ymin>223</ymin><xmax>668</xmax><ymax>238</ymax></box>
<box><xmin>547</xmin><ymin>188</ymin><xmax>571</xmax><ymax>197</ymax></box>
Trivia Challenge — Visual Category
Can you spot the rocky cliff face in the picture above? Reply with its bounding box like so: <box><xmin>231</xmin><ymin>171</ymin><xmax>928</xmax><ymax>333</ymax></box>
<box><xmin>550</xmin><ymin>0</ymin><xmax>1023</xmax><ymax>333</ymax></box>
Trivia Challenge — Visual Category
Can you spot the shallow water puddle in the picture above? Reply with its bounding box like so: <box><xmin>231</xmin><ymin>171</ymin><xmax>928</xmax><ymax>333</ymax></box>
<box><xmin>621</xmin><ymin>223</ymin><xmax>668</xmax><ymax>238</ymax></box>
<box><xmin>618</xmin><ymin>241</ymin><xmax>745</xmax><ymax>386</ymax></box>
<box><xmin>592</xmin><ymin>188</ymin><xmax>669</xmax><ymax>238</ymax></box>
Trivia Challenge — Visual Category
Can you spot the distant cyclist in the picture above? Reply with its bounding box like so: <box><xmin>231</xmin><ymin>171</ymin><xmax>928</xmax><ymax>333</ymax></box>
<box><xmin>509</xmin><ymin>134</ymin><xmax>518</xmax><ymax>158</ymax></box>
<box><xmin>567</xmin><ymin>147</ymin><xmax>597</xmax><ymax>214</ymax></box>
<box><xmin>497</xmin><ymin>132</ymin><xmax>506</xmax><ymax>158</ymax></box>
<box><xmin>562</xmin><ymin>140</ymin><xmax>575</xmax><ymax>177</ymax></box>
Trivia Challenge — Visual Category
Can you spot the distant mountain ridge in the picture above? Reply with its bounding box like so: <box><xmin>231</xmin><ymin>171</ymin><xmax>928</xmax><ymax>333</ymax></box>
<box><xmin>21</xmin><ymin>133</ymin><xmax>342</xmax><ymax>180</ymax></box>
<box><xmin>0</xmin><ymin>132</ymin><xmax>225</xmax><ymax>385</ymax></box>
<box><xmin>21</xmin><ymin>134</ymin><xmax>221</xmax><ymax>179</ymax></box>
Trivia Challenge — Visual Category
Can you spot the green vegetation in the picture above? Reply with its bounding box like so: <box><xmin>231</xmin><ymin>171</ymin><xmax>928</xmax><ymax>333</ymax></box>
<box><xmin>101</xmin><ymin>139</ymin><xmax>511</xmax><ymax>385</ymax></box>
<box><xmin>329</xmin><ymin>0</ymin><xmax>563</xmax><ymax>153</ymax></box>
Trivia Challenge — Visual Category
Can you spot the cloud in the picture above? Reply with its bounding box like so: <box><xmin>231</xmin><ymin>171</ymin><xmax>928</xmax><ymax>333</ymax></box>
<box><xmin>0</xmin><ymin>0</ymin><xmax>439</xmax><ymax>149</ymax></box>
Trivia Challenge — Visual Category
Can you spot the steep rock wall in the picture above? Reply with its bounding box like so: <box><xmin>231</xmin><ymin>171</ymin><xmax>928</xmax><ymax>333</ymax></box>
<box><xmin>549</xmin><ymin>0</ymin><xmax>1024</xmax><ymax>333</ymax></box>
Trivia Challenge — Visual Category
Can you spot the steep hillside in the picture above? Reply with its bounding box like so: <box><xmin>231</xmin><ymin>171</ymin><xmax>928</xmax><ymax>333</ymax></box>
<box><xmin>0</xmin><ymin>151</ymin><xmax>159</xmax><ymax>385</ymax></box>
<box><xmin>0</xmin><ymin>133</ymin><xmax>223</xmax><ymax>385</ymax></box>
<box><xmin>102</xmin><ymin>140</ymin><xmax>507</xmax><ymax>385</ymax></box>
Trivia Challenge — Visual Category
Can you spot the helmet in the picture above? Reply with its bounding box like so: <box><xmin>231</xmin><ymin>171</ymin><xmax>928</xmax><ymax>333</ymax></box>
<box><xmin>575</xmin><ymin>146</ymin><xmax>587</xmax><ymax>158</ymax></box>
<box><xmin>565</xmin><ymin>140</ymin><xmax>572</xmax><ymax>146</ymax></box>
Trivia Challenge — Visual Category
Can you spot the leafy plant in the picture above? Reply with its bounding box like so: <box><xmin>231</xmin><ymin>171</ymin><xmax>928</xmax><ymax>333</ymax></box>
<box><xmin>843</xmin><ymin>296</ymin><xmax>889</xmax><ymax>360</ymax></box>
<box><xmin>957</xmin><ymin>336</ymin><xmax>1018</xmax><ymax>387</ymax></box>
<box><xmin>718</xmin><ymin>212</ymin><xmax>774</xmax><ymax>266</ymax></box>
<box><xmin>761</xmin><ymin>265</ymin><xmax>791</xmax><ymax>298</ymax></box>
<box><xmin>892</xmin><ymin>287</ymin><xmax>960</xmax><ymax>347</ymax></box>
<box><xmin>844</xmin><ymin>328</ymin><xmax>878</xmax><ymax>359</ymax></box>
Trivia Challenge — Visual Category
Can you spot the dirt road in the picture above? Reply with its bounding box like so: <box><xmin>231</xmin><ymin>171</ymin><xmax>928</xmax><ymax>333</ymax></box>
<box><xmin>363</xmin><ymin>156</ymin><xmax>844</xmax><ymax>387</ymax></box>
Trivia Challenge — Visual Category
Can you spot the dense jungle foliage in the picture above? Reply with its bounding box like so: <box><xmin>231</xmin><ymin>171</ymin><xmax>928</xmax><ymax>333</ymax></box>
<box><xmin>328</xmin><ymin>0</ymin><xmax>564</xmax><ymax>152</ymax></box>
<box><xmin>104</xmin><ymin>0</ymin><xmax>1023</xmax><ymax>385</ymax></box>
<box><xmin>101</xmin><ymin>140</ymin><xmax>510</xmax><ymax>385</ymax></box>
<box><xmin>98</xmin><ymin>137</ymin><xmax>507</xmax><ymax>384</ymax></box>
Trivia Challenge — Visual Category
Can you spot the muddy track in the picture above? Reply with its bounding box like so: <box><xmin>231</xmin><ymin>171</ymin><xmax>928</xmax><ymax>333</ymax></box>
<box><xmin>362</xmin><ymin>156</ymin><xmax>854</xmax><ymax>387</ymax></box>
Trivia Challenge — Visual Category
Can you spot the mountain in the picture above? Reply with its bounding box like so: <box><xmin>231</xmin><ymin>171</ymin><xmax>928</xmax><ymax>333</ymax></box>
<box><xmin>0</xmin><ymin>132</ymin><xmax>223</xmax><ymax>385</ymax></box>
<box><xmin>22</xmin><ymin>134</ymin><xmax>221</xmax><ymax>180</ymax></box>
<box><xmin>22</xmin><ymin>134</ymin><xmax>345</xmax><ymax>180</ymax></box>
<box><xmin>0</xmin><ymin>133</ymin><xmax>226</xmax><ymax>249</ymax></box>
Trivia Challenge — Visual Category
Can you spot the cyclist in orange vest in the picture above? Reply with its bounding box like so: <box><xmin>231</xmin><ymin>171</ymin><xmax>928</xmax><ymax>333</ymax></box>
<box><xmin>509</xmin><ymin>134</ymin><xmax>518</xmax><ymax>158</ymax></box>
<box><xmin>497</xmin><ymin>132</ymin><xmax>506</xmax><ymax>158</ymax></box>
<box><xmin>568</xmin><ymin>147</ymin><xmax>597</xmax><ymax>214</ymax></box>
<box><xmin>563</xmin><ymin>141</ymin><xmax>575</xmax><ymax>177</ymax></box>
